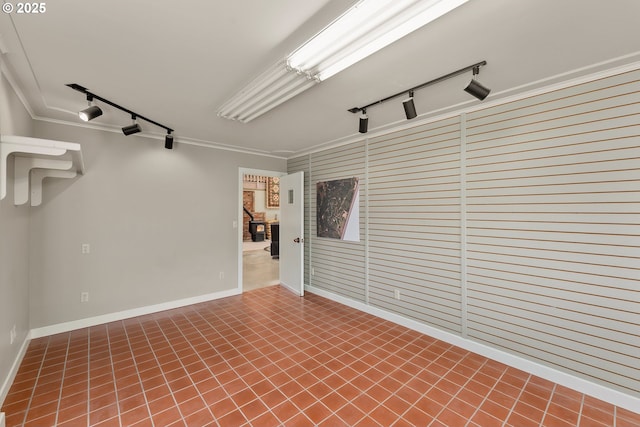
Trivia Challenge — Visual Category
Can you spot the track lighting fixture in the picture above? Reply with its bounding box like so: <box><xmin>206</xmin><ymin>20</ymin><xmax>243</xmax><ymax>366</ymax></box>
<box><xmin>403</xmin><ymin>91</ymin><xmax>417</xmax><ymax>120</ymax></box>
<box><xmin>349</xmin><ymin>61</ymin><xmax>488</xmax><ymax>133</ymax></box>
<box><xmin>359</xmin><ymin>109</ymin><xmax>368</xmax><ymax>134</ymax></box>
<box><xmin>464</xmin><ymin>65</ymin><xmax>491</xmax><ymax>100</ymax></box>
<box><xmin>67</xmin><ymin>84</ymin><xmax>175</xmax><ymax>149</ymax></box>
<box><xmin>165</xmin><ymin>131</ymin><xmax>174</xmax><ymax>150</ymax></box>
<box><xmin>78</xmin><ymin>94</ymin><xmax>103</xmax><ymax>122</ymax></box>
<box><xmin>122</xmin><ymin>116</ymin><xmax>142</xmax><ymax>135</ymax></box>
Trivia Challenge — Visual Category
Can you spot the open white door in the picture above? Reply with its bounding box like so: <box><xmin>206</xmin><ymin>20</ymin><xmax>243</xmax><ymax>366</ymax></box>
<box><xmin>279</xmin><ymin>171</ymin><xmax>304</xmax><ymax>296</ymax></box>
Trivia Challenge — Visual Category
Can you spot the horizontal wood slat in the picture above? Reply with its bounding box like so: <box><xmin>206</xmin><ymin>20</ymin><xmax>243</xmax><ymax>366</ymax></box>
<box><xmin>465</xmin><ymin>69</ymin><xmax>640</xmax><ymax>395</ymax></box>
<box><xmin>368</xmin><ymin>118</ymin><xmax>462</xmax><ymax>334</ymax></box>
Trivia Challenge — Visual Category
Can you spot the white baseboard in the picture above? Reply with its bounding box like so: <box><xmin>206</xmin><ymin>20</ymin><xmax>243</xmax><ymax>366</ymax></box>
<box><xmin>30</xmin><ymin>288</ymin><xmax>241</xmax><ymax>339</ymax></box>
<box><xmin>1</xmin><ymin>411</ymin><xmax>5</xmax><ymax>427</ymax></box>
<box><xmin>0</xmin><ymin>333</ymin><xmax>30</xmax><ymax>408</ymax></box>
<box><xmin>305</xmin><ymin>284</ymin><xmax>640</xmax><ymax>414</ymax></box>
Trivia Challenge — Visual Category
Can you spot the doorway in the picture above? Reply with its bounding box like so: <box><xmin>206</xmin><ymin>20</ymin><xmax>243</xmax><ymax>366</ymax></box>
<box><xmin>239</xmin><ymin>169</ymin><xmax>282</xmax><ymax>292</ymax></box>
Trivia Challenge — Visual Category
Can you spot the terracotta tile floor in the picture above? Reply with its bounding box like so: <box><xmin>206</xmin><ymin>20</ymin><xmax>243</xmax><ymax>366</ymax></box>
<box><xmin>2</xmin><ymin>285</ymin><xmax>639</xmax><ymax>427</ymax></box>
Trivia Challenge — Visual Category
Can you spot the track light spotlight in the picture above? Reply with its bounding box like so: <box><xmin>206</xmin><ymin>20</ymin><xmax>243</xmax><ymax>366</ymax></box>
<box><xmin>464</xmin><ymin>66</ymin><xmax>490</xmax><ymax>100</ymax></box>
<box><xmin>122</xmin><ymin>123</ymin><xmax>141</xmax><ymax>135</ymax></box>
<box><xmin>403</xmin><ymin>91</ymin><xmax>417</xmax><ymax>120</ymax></box>
<box><xmin>122</xmin><ymin>115</ymin><xmax>141</xmax><ymax>135</ymax></box>
<box><xmin>359</xmin><ymin>109</ymin><xmax>368</xmax><ymax>134</ymax></box>
<box><xmin>165</xmin><ymin>132</ymin><xmax>174</xmax><ymax>150</ymax></box>
<box><xmin>79</xmin><ymin>105</ymin><xmax>103</xmax><ymax>122</ymax></box>
<box><xmin>78</xmin><ymin>95</ymin><xmax>102</xmax><ymax>122</ymax></box>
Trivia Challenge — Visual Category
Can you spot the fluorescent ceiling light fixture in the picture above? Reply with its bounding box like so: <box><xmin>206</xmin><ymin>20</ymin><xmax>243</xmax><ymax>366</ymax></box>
<box><xmin>288</xmin><ymin>0</ymin><xmax>469</xmax><ymax>81</ymax></box>
<box><xmin>217</xmin><ymin>60</ymin><xmax>317</xmax><ymax>123</ymax></box>
<box><xmin>218</xmin><ymin>0</ymin><xmax>469</xmax><ymax>123</ymax></box>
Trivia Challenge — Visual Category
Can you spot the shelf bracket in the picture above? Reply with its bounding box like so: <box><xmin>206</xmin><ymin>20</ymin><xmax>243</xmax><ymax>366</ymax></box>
<box><xmin>13</xmin><ymin>157</ymin><xmax>73</xmax><ymax>205</ymax></box>
<box><xmin>0</xmin><ymin>134</ymin><xmax>84</xmax><ymax>205</ymax></box>
<box><xmin>30</xmin><ymin>169</ymin><xmax>77</xmax><ymax>206</ymax></box>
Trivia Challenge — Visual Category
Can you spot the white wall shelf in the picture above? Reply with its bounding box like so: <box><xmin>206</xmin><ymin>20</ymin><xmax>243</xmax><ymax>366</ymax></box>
<box><xmin>0</xmin><ymin>135</ymin><xmax>84</xmax><ymax>206</ymax></box>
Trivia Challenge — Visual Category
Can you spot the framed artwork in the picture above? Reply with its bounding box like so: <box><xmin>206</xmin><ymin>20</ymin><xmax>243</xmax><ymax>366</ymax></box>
<box><xmin>267</xmin><ymin>177</ymin><xmax>280</xmax><ymax>208</ymax></box>
<box><xmin>316</xmin><ymin>177</ymin><xmax>360</xmax><ymax>241</ymax></box>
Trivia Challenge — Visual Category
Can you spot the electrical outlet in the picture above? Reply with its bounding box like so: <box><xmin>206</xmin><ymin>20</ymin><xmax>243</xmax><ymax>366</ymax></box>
<box><xmin>80</xmin><ymin>292</ymin><xmax>89</xmax><ymax>303</ymax></box>
<box><xmin>9</xmin><ymin>325</ymin><xmax>16</xmax><ymax>345</ymax></box>
<box><xmin>394</xmin><ymin>289</ymin><xmax>401</xmax><ymax>300</ymax></box>
<box><xmin>81</xmin><ymin>243</ymin><xmax>90</xmax><ymax>254</ymax></box>
<box><xmin>311</xmin><ymin>267</ymin><xmax>315</xmax><ymax>276</ymax></box>
<box><xmin>219</xmin><ymin>271</ymin><xmax>224</xmax><ymax>280</ymax></box>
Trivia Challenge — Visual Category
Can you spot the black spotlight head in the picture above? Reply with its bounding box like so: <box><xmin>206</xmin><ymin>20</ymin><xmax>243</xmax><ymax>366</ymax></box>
<box><xmin>79</xmin><ymin>105</ymin><xmax>103</xmax><ymax>122</ymax></box>
<box><xmin>122</xmin><ymin>123</ymin><xmax>141</xmax><ymax>135</ymax></box>
<box><xmin>403</xmin><ymin>97</ymin><xmax>417</xmax><ymax>120</ymax></box>
<box><xmin>359</xmin><ymin>111</ymin><xmax>368</xmax><ymax>134</ymax></box>
<box><xmin>165</xmin><ymin>133</ymin><xmax>174</xmax><ymax>149</ymax></box>
<box><xmin>464</xmin><ymin>79</ymin><xmax>491</xmax><ymax>101</ymax></box>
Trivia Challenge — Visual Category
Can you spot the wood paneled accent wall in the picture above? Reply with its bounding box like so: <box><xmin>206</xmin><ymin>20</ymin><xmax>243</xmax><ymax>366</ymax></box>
<box><xmin>288</xmin><ymin>67</ymin><xmax>640</xmax><ymax>398</ymax></box>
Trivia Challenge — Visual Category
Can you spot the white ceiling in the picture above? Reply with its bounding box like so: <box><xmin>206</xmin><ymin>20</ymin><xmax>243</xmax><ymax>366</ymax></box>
<box><xmin>1</xmin><ymin>0</ymin><xmax>639</xmax><ymax>157</ymax></box>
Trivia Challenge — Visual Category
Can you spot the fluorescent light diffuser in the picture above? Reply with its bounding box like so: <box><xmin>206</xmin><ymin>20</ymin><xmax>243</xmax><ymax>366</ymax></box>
<box><xmin>217</xmin><ymin>0</ymin><xmax>469</xmax><ymax>123</ymax></box>
<box><xmin>287</xmin><ymin>0</ymin><xmax>470</xmax><ymax>81</ymax></box>
<box><xmin>217</xmin><ymin>60</ymin><xmax>318</xmax><ymax>123</ymax></box>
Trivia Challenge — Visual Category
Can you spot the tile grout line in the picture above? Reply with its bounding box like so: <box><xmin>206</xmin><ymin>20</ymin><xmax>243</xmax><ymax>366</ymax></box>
<box><xmin>319</xmin><ymin>306</ymin><xmax>434</xmax><ymax>424</ymax></box>
<box><xmin>166</xmin><ymin>310</ymin><xmax>223</xmax><ymax>423</ymax></box>
<box><xmin>538</xmin><ymin>383</ymin><xmax>558</xmax><ymax>426</ymax></box>
<box><xmin>191</xmin><ymin>303</ymin><xmax>280</xmax><ymax>424</ymax></box>
<box><xmin>255</xmin><ymin>292</ymin><xmax>351</xmax><ymax>426</ymax></box>
<box><xmin>143</xmin><ymin>316</ymin><xmax>195</xmax><ymax>423</ymax></box>
<box><xmin>576</xmin><ymin>393</ymin><xmax>585</xmax><ymax>426</ymax></box>
<box><xmin>86</xmin><ymin>328</ymin><xmax>91</xmax><ymax>427</ymax></box>
<box><xmin>255</xmin><ymin>294</ymin><xmax>370</xmax><ymax>424</ymax></box>
<box><xmin>121</xmin><ymin>320</ymin><xmax>155</xmax><ymax>427</ymax></box>
<box><xmin>393</xmin><ymin>347</ymin><xmax>488</xmax><ymax>426</ymax></box>
<box><xmin>283</xmin><ymin>310</ymin><xmax>441</xmax><ymax>425</ymax></box>
<box><xmin>19</xmin><ymin>336</ymin><xmax>51</xmax><ymax>426</ymax></box>
<box><xmin>195</xmin><ymin>292</ymin><xmax>323</xmax><ymax>425</ymax></box>
<box><xmin>425</xmin><ymin>352</ymin><xmax>492</xmax><ymax>427</ymax></box>
<box><xmin>358</xmin><ymin>336</ymin><xmax>457</xmax><ymax>426</ymax></box>
<box><xmin>463</xmin><ymin>364</ymin><xmax>512</xmax><ymax>427</ymax></box>
<box><xmin>135</xmin><ymin>316</ymin><xmax>185</xmax><ymax>424</ymax></box>
<box><xmin>500</xmin><ymin>373</ymin><xmax>532</xmax><ymax>427</ymax></box>
<box><xmin>105</xmin><ymin>323</ymin><xmax>123</xmax><ymax>427</ymax></box>
<box><xmin>52</xmin><ymin>333</ymin><xmax>71</xmax><ymax>426</ymax></box>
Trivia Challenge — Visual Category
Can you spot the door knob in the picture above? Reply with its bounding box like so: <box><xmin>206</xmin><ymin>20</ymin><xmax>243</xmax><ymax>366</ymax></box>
<box><xmin>294</xmin><ymin>237</ymin><xmax>301</xmax><ymax>243</ymax></box>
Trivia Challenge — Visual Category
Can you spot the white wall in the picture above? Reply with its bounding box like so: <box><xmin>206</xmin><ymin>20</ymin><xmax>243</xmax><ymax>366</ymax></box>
<box><xmin>28</xmin><ymin>121</ymin><xmax>286</xmax><ymax>329</ymax></box>
<box><xmin>0</xmin><ymin>73</ymin><xmax>33</xmax><ymax>404</ymax></box>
